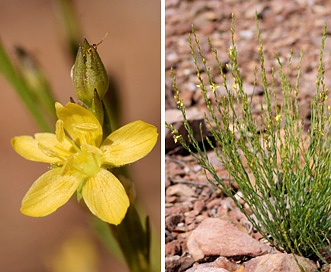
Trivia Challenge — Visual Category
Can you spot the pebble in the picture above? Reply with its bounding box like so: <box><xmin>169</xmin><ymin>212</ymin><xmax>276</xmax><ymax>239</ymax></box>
<box><xmin>185</xmin><ymin>263</ymin><xmax>229</xmax><ymax>272</ymax></box>
<box><xmin>165</xmin><ymin>240</ymin><xmax>181</xmax><ymax>257</ymax></box>
<box><xmin>206</xmin><ymin>198</ymin><xmax>221</xmax><ymax>209</ymax></box>
<box><xmin>214</xmin><ymin>256</ymin><xmax>239</xmax><ymax>271</ymax></box>
<box><xmin>166</xmin><ymin>184</ymin><xmax>196</xmax><ymax>202</ymax></box>
<box><xmin>193</xmin><ymin>199</ymin><xmax>205</xmax><ymax>214</ymax></box>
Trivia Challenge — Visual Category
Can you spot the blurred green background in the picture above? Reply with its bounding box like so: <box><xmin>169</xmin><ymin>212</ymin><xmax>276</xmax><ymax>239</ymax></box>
<box><xmin>0</xmin><ymin>0</ymin><xmax>160</xmax><ymax>271</ymax></box>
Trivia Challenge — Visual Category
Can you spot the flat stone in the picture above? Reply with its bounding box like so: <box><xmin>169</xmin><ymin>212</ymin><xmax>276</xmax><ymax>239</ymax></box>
<box><xmin>166</xmin><ymin>183</ymin><xmax>196</xmax><ymax>202</ymax></box>
<box><xmin>187</xmin><ymin>218</ymin><xmax>270</xmax><ymax>261</ymax></box>
<box><xmin>185</xmin><ymin>262</ymin><xmax>230</xmax><ymax>272</ymax></box>
<box><xmin>244</xmin><ymin>252</ymin><xmax>316</xmax><ymax>272</ymax></box>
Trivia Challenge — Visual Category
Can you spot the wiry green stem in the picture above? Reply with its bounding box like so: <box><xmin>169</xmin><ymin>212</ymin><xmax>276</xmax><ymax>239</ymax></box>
<box><xmin>167</xmin><ymin>20</ymin><xmax>331</xmax><ymax>267</ymax></box>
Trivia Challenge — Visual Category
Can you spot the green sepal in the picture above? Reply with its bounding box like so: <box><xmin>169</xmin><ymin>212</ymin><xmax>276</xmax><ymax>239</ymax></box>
<box><xmin>91</xmin><ymin>89</ymin><xmax>104</xmax><ymax>126</ymax></box>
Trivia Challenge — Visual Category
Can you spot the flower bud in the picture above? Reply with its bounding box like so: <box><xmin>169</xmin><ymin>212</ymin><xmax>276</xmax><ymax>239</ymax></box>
<box><xmin>15</xmin><ymin>47</ymin><xmax>56</xmax><ymax>119</ymax></box>
<box><xmin>71</xmin><ymin>38</ymin><xmax>109</xmax><ymax>107</ymax></box>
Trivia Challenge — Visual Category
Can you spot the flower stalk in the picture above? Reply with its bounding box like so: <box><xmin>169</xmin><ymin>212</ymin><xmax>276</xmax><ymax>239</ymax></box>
<box><xmin>10</xmin><ymin>36</ymin><xmax>158</xmax><ymax>271</ymax></box>
<box><xmin>167</xmin><ymin>20</ymin><xmax>331</xmax><ymax>265</ymax></box>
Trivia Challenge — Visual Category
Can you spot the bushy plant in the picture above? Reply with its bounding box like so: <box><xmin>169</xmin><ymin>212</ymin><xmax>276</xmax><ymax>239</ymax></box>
<box><xmin>167</xmin><ymin>18</ymin><xmax>331</xmax><ymax>264</ymax></box>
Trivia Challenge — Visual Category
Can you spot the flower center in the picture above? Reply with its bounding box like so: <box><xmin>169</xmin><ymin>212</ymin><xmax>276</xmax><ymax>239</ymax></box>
<box><xmin>67</xmin><ymin>144</ymin><xmax>103</xmax><ymax>177</ymax></box>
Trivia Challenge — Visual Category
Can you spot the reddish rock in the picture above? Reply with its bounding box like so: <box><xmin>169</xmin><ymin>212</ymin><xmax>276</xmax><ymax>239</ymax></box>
<box><xmin>193</xmin><ymin>199</ymin><xmax>205</xmax><ymax>215</ymax></box>
<box><xmin>244</xmin><ymin>253</ymin><xmax>316</xmax><ymax>272</ymax></box>
<box><xmin>214</xmin><ymin>256</ymin><xmax>239</xmax><ymax>271</ymax></box>
<box><xmin>165</xmin><ymin>255</ymin><xmax>181</xmax><ymax>272</ymax></box>
<box><xmin>165</xmin><ymin>240</ymin><xmax>181</xmax><ymax>257</ymax></box>
<box><xmin>206</xmin><ymin>198</ymin><xmax>221</xmax><ymax>209</ymax></box>
<box><xmin>166</xmin><ymin>214</ymin><xmax>185</xmax><ymax>231</ymax></box>
<box><xmin>185</xmin><ymin>262</ymin><xmax>230</xmax><ymax>272</ymax></box>
<box><xmin>166</xmin><ymin>183</ymin><xmax>196</xmax><ymax>202</ymax></box>
<box><xmin>187</xmin><ymin>218</ymin><xmax>270</xmax><ymax>261</ymax></box>
<box><xmin>165</xmin><ymin>255</ymin><xmax>195</xmax><ymax>272</ymax></box>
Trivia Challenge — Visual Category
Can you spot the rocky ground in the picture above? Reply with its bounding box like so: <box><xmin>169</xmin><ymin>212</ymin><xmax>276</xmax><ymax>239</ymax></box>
<box><xmin>165</xmin><ymin>0</ymin><xmax>331</xmax><ymax>271</ymax></box>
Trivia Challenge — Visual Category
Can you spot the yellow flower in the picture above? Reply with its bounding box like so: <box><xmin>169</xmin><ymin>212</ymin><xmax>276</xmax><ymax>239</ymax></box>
<box><xmin>11</xmin><ymin>102</ymin><xmax>158</xmax><ymax>225</ymax></box>
<box><xmin>275</xmin><ymin>114</ymin><xmax>282</xmax><ymax>122</ymax></box>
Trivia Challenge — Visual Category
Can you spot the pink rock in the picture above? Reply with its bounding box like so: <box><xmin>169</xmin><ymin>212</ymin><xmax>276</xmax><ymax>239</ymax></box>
<box><xmin>193</xmin><ymin>200</ymin><xmax>205</xmax><ymax>214</ymax></box>
<box><xmin>214</xmin><ymin>256</ymin><xmax>239</xmax><ymax>271</ymax></box>
<box><xmin>206</xmin><ymin>198</ymin><xmax>221</xmax><ymax>209</ymax></box>
<box><xmin>165</xmin><ymin>240</ymin><xmax>181</xmax><ymax>257</ymax></box>
<box><xmin>185</xmin><ymin>262</ymin><xmax>230</xmax><ymax>272</ymax></box>
<box><xmin>244</xmin><ymin>253</ymin><xmax>316</xmax><ymax>272</ymax></box>
<box><xmin>187</xmin><ymin>218</ymin><xmax>270</xmax><ymax>261</ymax></box>
<box><xmin>166</xmin><ymin>183</ymin><xmax>196</xmax><ymax>202</ymax></box>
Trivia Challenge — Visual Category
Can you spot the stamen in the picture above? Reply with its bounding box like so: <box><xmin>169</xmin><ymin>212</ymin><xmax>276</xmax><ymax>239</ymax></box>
<box><xmin>61</xmin><ymin>155</ymin><xmax>74</xmax><ymax>175</ymax></box>
<box><xmin>73</xmin><ymin>123</ymin><xmax>99</xmax><ymax>145</ymax></box>
<box><xmin>73</xmin><ymin>123</ymin><xmax>99</xmax><ymax>132</ymax></box>
<box><xmin>38</xmin><ymin>142</ymin><xmax>66</xmax><ymax>162</ymax></box>
<box><xmin>55</xmin><ymin>120</ymin><xmax>65</xmax><ymax>142</ymax></box>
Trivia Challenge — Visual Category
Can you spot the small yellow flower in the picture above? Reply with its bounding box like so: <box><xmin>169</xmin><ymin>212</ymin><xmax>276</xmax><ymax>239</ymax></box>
<box><xmin>173</xmin><ymin>135</ymin><xmax>182</xmax><ymax>143</ymax></box>
<box><xmin>210</xmin><ymin>83</ymin><xmax>220</xmax><ymax>93</ymax></box>
<box><xmin>11</xmin><ymin>102</ymin><xmax>158</xmax><ymax>225</ymax></box>
<box><xmin>275</xmin><ymin>114</ymin><xmax>282</xmax><ymax>122</ymax></box>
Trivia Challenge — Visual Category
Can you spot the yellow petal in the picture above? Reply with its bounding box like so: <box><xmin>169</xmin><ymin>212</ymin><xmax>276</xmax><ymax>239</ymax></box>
<box><xmin>82</xmin><ymin>168</ymin><xmax>130</xmax><ymax>225</ymax></box>
<box><xmin>55</xmin><ymin>102</ymin><xmax>103</xmax><ymax>147</ymax></box>
<box><xmin>101</xmin><ymin>120</ymin><xmax>158</xmax><ymax>166</ymax></box>
<box><xmin>11</xmin><ymin>134</ymin><xmax>71</xmax><ymax>164</ymax></box>
<box><xmin>21</xmin><ymin>168</ymin><xmax>82</xmax><ymax>217</ymax></box>
<box><xmin>35</xmin><ymin>133</ymin><xmax>74</xmax><ymax>159</ymax></box>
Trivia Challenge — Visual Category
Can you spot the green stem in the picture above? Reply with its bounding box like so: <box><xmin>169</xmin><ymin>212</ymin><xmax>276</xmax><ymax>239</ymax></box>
<box><xmin>54</xmin><ymin>0</ymin><xmax>82</xmax><ymax>59</ymax></box>
<box><xmin>109</xmin><ymin>204</ymin><xmax>151</xmax><ymax>272</ymax></box>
